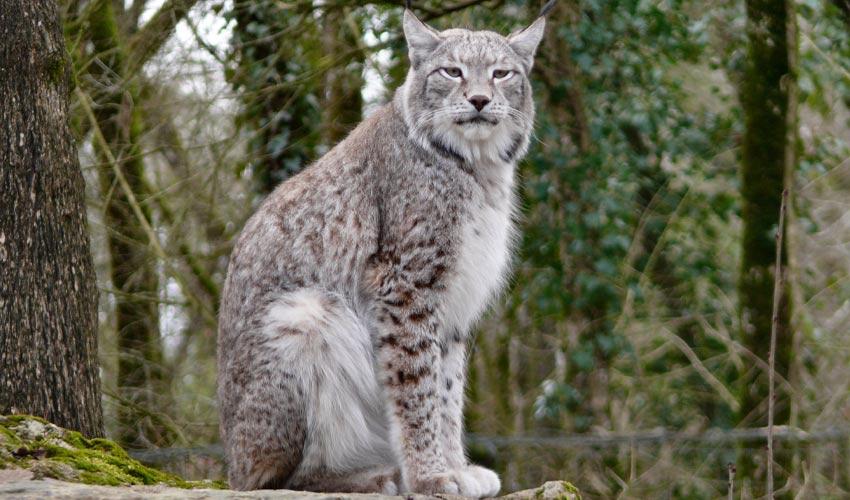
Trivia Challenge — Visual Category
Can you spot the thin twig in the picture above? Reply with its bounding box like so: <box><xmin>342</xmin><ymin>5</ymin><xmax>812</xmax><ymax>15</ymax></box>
<box><xmin>768</xmin><ymin>188</ymin><xmax>789</xmax><ymax>499</ymax></box>
<box><xmin>802</xmin><ymin>32</ymin><xmax>850</xmax><ymax>83</ymax></box>
<box><xmin>662</xmin><ymin>327</ymin><xmax>741</xmax><ymax>412</ymax></box>
<box><xmin>75</xmin><ymin>88</ymin><xmax>168</xmax><ymax>262</ymax></box>
<box><xmin>75</xmin><ymin>87</ymin><xmax>217</xmax><ymax>326</ymax></box>
<box><xmin>727</xmin><ymin>462</ymin><xmax>736</xmax><ymax>500</ymax></box>
<box><xmin>183</xmin><ymin>11</ymin><xmax>227</xmax><ymax>66</ymax></box>
<box><xmin>126</xmin><ymin>0</ymin><xmax>203</xmax><ymax>77</ymax></box>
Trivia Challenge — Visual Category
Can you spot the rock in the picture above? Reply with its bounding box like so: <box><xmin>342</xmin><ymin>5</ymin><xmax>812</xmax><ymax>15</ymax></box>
<box><xmin>1</xmin><ymin>415</ymin><xmax>581</xmax><ymax>499</ymax></box>
<box><xmin>0</xmin><ymin>415</ymin><xmax>222</xmax><ymax>488</ymax></box>
<box><xmin>501</xmin><ymin>481</ymin><xmax>582</xmax><ymax>500</ymax></box>
<box><xmin>0</xmin><ymin>479</ymin><xmax>581</xmax><ymax>500</ymax></box>
<box><xmin>0</xmin><ymin>468</ymin><xmax>33</xmax><ymax>483</ymax></box>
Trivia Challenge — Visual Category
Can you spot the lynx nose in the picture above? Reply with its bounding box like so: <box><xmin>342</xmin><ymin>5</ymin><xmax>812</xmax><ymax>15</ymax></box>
<box><xmin>467</xmin><ymin>95</ymin><xmax>491</xmax><ymax>112</ymax></box>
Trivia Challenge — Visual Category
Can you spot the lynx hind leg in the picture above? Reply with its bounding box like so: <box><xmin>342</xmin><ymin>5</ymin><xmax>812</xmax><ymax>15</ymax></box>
<box><xmin>291</xmin><ymin>465</ymin><xmax>402</xmax><ymax>495</ymax></box>
<box><xmin>224</xmin><ymin>366</ymin><xmax>306</xmax><ymax>490</ymax></box>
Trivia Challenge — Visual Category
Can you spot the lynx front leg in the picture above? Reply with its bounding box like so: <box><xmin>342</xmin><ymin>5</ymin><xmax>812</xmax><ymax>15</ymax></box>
<box><xmin>374</xmin><ymin>304</ymin><xmax>451</xmax><ymax>493</ymax></box>
<box><xmin>370</xmin><ymin>267</ymin><xmax>499</xmax><ymax>497</ymax></box>
<box><xmin>439</xmin><ymin>328</ymin><xmax>468</xmax><ymax>469</ymax></box>
<box><xmin>369</xmin><ymin>252</ymin><xmax>464</xmax><ymax>495</ymax></box>
<box><xmin>440</xmin><ymin>329</ymin><xmax>501</xmax><ymax>498</ymax></box>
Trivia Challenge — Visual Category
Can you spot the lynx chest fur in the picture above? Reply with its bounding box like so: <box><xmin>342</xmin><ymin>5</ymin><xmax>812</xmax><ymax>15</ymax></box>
<box><xmin>443</xmin><ymin>160</ymin><xmax>516</xmax><ymax>333</ymax></box>
<box><xmin>217</xmin><ymin>4</ymin><xmax>548</xmax><ymax>498</ymax></box>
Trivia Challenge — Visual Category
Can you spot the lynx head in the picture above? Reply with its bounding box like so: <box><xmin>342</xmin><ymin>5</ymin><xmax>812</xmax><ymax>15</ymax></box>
<box><xmin>398</xmin><ymin>5</ymin><xmax>549</xmax><ymax>164</ymax></box>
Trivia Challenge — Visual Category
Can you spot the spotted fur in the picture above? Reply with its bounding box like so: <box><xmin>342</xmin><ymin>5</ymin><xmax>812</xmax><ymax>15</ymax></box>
<box><xmin>217</xmin><ymin>8</ymin><xmax>547</xmax><ymax>497</ymax></box>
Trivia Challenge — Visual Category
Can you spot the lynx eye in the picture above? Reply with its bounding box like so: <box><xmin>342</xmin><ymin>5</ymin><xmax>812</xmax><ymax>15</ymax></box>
<box><xmin>493</xmin><ymin>69</ymin><xmax>513</xmax><ymax>80</ymax></box>
<box><xmin>440</xmin><ymin>67</ymin><xmax>463</xmax><ymax>79</ymax></box>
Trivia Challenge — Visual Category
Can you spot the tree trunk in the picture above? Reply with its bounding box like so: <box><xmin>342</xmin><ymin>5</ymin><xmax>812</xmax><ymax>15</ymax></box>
<box><xmin>87</xmin><ymin>0</ymin><xmax>174</xmax><ymax>448</ymax></box>
<box><xmin>0</xmin><ymin>0</ymin><xmax>103</xmax><ymax>437</ymax></box>
<box><xmin>320</xmin><ymin>8</ymin><xmax>364</xmax><ymax>146</ymax></box>
<box><xmin>229</xmin><ymin>4</ymin><xmax>323</xmax><ymax>194</ymax></box>
<box><xmin>737</xmin><ymin>0</ymin><xmax>796</xmax><ymax>495</ymax></box>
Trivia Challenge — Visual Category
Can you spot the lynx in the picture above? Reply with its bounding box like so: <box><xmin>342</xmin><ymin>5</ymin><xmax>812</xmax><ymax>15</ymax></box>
<box><xmin>217</xmin><ymin>4</ymin><xmax>549</xmax><ymax>497</ymax></box>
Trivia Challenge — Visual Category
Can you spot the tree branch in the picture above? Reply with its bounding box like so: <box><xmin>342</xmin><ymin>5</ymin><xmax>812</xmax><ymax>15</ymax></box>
<box><xmin>128</xmin><ymin>0</ymin><xmax>148</xmax><ymax>30</ymax></box>
<box><xmin>126</xmin><ymin>0</ymin><xmax>202</xmax><ymax>76</ymax></box>
<box><xmin>75</xmin><ymin>87</ymin><xmax>218</xmax><ymax>326</ymax></box>
<box><xmin>767</xmin><ymin>188</ymin><xmax>789</xmax><ymax>500</ymax></box>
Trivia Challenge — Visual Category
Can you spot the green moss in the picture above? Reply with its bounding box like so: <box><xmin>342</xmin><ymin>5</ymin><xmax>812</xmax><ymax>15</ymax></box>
<box><xmin>532</xmin><ymin>481</ymin><xmax>582</xmax><ymax>500</ymax></box>
<box><xmin>0</xmin><ymin>415</ymin><xmax>225</xmax><ymax>489</ymax></box>
<box><xmin>46</xmin><ymin>54</ymin><xmax>66</xmax><ymax>86</ymax></box>
<box><xmin>3</xmin><ymin>414</ymin><xmax>50</xmax><ymax>426</ymax></box>
<box><xmin>0</xmin><ymin>422</ymin><xmax>19</xmax><ymax>443</ymax></box>
<box><xmin>559</xmin><ymin>481</ymin><xmax>581</xmax><ymax>500</ymax></box>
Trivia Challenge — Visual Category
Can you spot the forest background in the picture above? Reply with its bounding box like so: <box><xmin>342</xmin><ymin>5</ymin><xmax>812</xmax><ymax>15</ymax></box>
<box><xmin>15</xmin><ymin>0</ymin><xmax>850</xmax><ymax>498</ymax></box>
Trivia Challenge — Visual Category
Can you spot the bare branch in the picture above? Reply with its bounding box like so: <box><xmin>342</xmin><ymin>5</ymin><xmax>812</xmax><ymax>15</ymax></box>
<box><xmin>727</xmin><ymin>463</ymin><xmax>736</xmax><ymax>500</ymax></box>
<box><xmin>75</xmin><ymin>87</ymin><xmax>218</xmax><ymax>326</ymax></box>
<box><xmin>767</xmin><ymin>188</ymin><xmax>789</xmax><ymax>500</ymax></box>
<box><xmin>662</xmin><ymin>327</ymin><xmax>741</xmax><ymax>413</ymax></box>
<box><xmin>128</xmin><ymin>0</ymin><xmax>148</xmax><ymax>29</ymax></box>
<box><xmin>126</xmin><ymin>0</ymin><xmax>202</xmax><ymax>76</ymax></box>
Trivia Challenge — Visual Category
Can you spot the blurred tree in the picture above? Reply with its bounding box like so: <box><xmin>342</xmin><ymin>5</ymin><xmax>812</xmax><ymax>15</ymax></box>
<box><xmin>87</xmin><ymin>0</ymin><xmax>169</xmax><ymax>449</ymax></box>
<box><xmin>65</xmin><ymin>0</ymin><xmax>200</xmax><ymax>448</ymax></box>
<box><xmin>736</xmin><ymin>0</ymin><xmax>796</xmax><ymax>494</ymax></box>
<box><xmin>464</xmin><ymin>1</ymin><xmax>752</xmax><ymax>492</ymax></box>
<box><xmin>499</xmin><ymin>0</ymin><xmax>726</xmax><ymax>430</ymax></box>
<box><xmin>0</xmin><ymin>0</ymin><xmax>103</xmax><ymax>437</ymax></box>
<box><xmin>227</xmin><ymin>0</ymin><xmax>325</xmax><ymax>194</ymax></box>
<box><xmin>320</xmin><ymin>7</ymin><xmax>364</xmax><ymax>145</ymax></box>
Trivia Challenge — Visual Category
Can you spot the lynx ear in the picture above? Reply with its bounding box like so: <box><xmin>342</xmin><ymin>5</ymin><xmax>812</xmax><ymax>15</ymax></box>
<box><xmin>508</xmin><ymin>0</ymin><xmax>555</xmax><ymax>71</ymax></box>
<box><xmin>403</xmin><ymin>8</ymin><xmax>441</xmax><ymax>68</ymax></box>
<box><xmin>508</xmin><ymin>11</ymin><xmax>549</xmax><ymax>70</ymax></box>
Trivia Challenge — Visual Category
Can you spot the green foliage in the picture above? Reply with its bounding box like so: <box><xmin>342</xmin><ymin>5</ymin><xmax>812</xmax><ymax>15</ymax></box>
<box><xmin>226</xmin><ymin>2</ymin><xmax>324</xmax><ymax>192</ymax></box>
<box><xmin>505</xmin><ymin>0</ymin><xmax>739</xmax><ymax>432</ymax></box>
<box><xmin>797</xmin><ymin>0</ymin><xmax>850</xmax><ymax>190</ymax></box>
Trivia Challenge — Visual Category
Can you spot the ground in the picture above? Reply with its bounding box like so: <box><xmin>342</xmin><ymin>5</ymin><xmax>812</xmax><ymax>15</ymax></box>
<box><xmin>0</xmin><ymin>415</ymin><xmax>580</xmax><ymax>499</ymax></box>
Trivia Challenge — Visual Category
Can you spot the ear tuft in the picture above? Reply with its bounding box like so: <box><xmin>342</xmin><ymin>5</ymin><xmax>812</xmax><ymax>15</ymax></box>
<box><xmin>508</xmin><ymin>16</ymin><xmax>546</xmax><ymax>70</ymax></box>
<box><xmin>403</xmin><ymin>9</ymin><xmax>441</xmax><ymax>68</ymax></box>
<box><xmin>539</xmin><ymin>0</ymin><xmax>556</xmax><ymax>17</ymax></box>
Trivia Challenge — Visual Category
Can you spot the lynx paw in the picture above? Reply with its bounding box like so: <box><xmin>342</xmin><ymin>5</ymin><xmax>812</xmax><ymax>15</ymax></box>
<box><xmin>410</xmin><ymin>472</ymin><xmax>461</xmax><ymax>496</ymax></box>
<box><xmin>457</xmin><ymin>465</ymin><xmax>501</xmax><ymax>498</ymax></box>
<box><xmin>410</xmin><ymin>467</ymin><xmax>500</xmax><ymax>498</ymax></box>
<box><xmin>368</xmin><ymin>467</ymin><xmax>402</xmax><ymax>495</ymax></box>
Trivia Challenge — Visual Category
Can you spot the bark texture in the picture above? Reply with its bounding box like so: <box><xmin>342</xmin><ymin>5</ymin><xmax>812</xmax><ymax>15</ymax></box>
<box><xmin>0</xmin><ymin>0</ymin><xmax>103</xmax><ymax>437</ymax></box>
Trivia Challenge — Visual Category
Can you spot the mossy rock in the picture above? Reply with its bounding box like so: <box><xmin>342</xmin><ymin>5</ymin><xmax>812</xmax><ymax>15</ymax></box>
<box><xmin>0</xmin><ymin>415</ymin><xmax>225</xmax><ymax>489</ymax></box>
<box><xmin>503</xmin><ymin>481</ymin><xmax>581</xmax><ymax>500</ymax></box>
